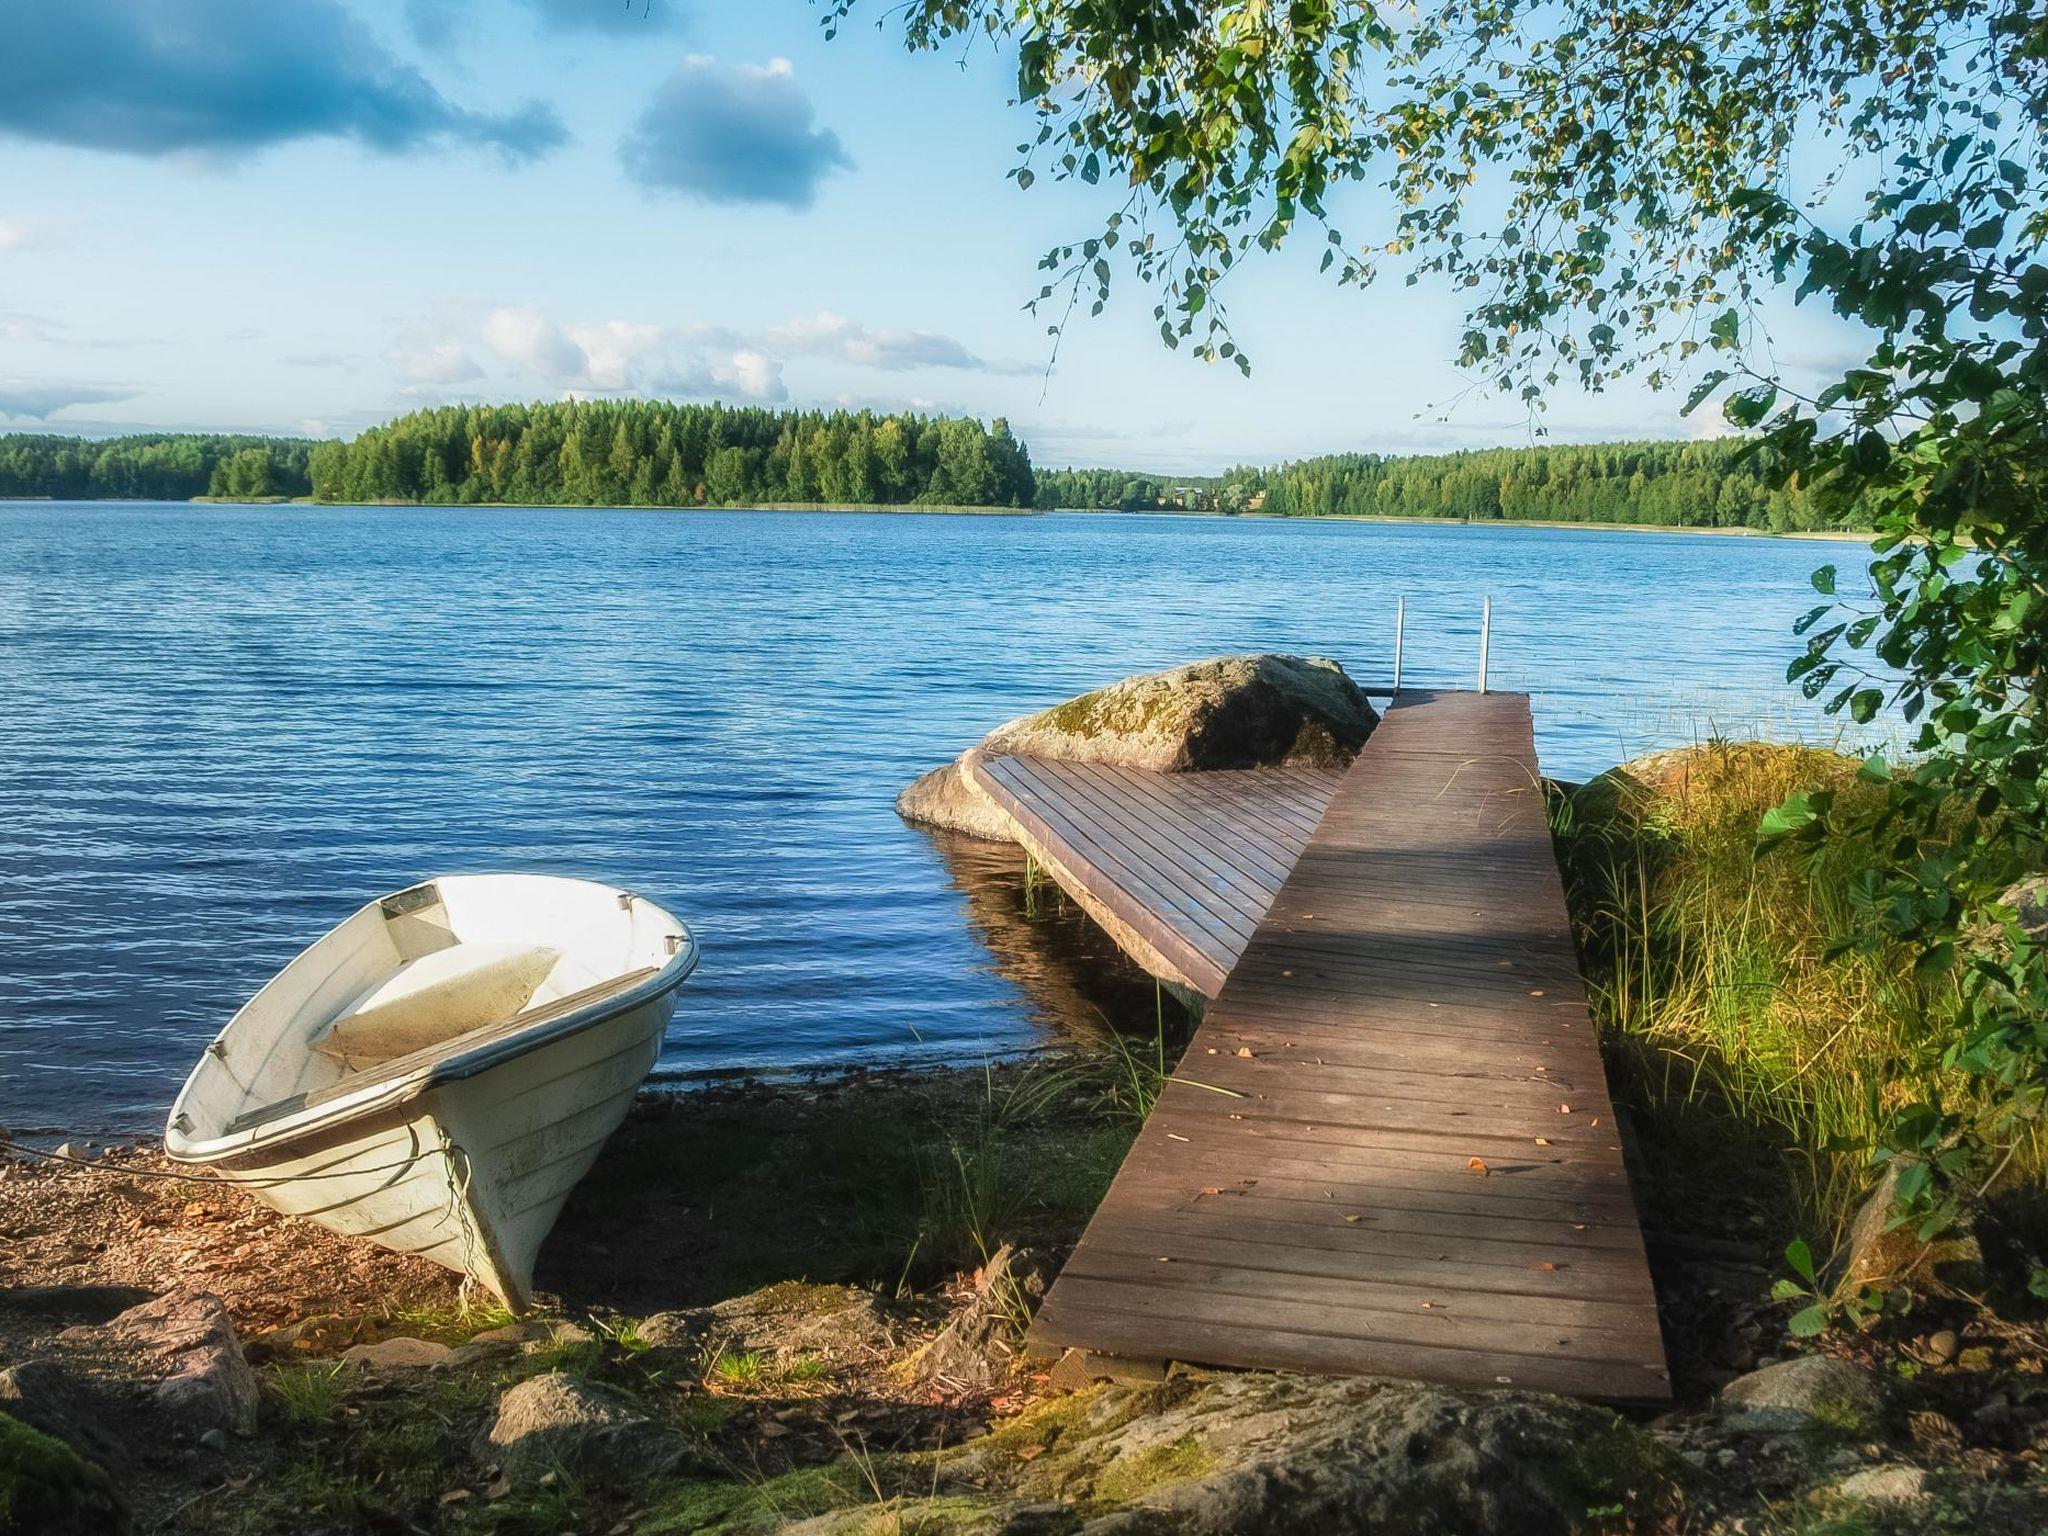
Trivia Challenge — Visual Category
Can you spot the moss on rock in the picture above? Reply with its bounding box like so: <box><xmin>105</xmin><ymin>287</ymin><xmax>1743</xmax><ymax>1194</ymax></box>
<box><xmin>898</xmin><ymin>654</ymin><xmax>1379</xmax><ymax>839</ymax></box>
<box><xmin>0</xmin><ymin>1410</ymin><xmax>124</xmax><ymax>1536</ymax></box>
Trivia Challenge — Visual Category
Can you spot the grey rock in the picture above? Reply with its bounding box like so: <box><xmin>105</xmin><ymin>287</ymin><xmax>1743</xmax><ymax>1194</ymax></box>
<box><xmin>339</xmin><ymin>1337</ymin><xmax>457</xmax><ymax>1372</ymax></box>
<box><xmin>197</xmin><ymin>1428</ymin><xmax>228</xmax><ymax>1454</ymax></box>
<box><xmin>1719</xmin><ymin>1355</ymin><xmax>1884</xmax><ymax>1432</ymax></box>
<box><xmin>1837</xmin><ymin>1464</ymin><xmax>1928</xmax><ymax>1504</ymax></box>
<box><xmin>100</xmin><ymin>1290</ymin><xmax>259</xmax><ymax>1437</ymax></box>
<box><xmin>896</xmin><ymin>759</ymin><xmax>1018</xmax><ymax>842</ymax></box>
<box><xmin>984</xmin><ymin>655</ymin><xmax>1376</xmax><ymax>773</ymax></box>
<box><xmin>899</xmin><ymin>655</ymin><xmax>1378</xmax><ymax>838</ymax></box>
<box><xmin>480</xmin><ymin>1371</ymin><xmax>683</xmax><ymax>1486</ymax></box>
<box><xmin>950</xmin><ymin>1374</ymin><xmax>1668</xmax><ymax>1536</ymax></box>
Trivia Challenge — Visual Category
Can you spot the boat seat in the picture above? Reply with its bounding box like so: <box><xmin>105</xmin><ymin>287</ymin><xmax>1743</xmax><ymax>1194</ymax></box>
<box><xmin>312</xmin><ymin>942</ymin><xmax>563</xmax><ymax>1070</ymax></box>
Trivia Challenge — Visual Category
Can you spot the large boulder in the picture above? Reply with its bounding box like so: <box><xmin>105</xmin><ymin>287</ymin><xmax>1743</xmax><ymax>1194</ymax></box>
<box><xmin>785</xmin><ymin>1374</ymin><xmax>1671</xmax><ymax>1535</ymax></box>
<box><xmin>900</xmin><ymin>655</ymin><xmax>1379</xmax><ymax>840</ymax></box>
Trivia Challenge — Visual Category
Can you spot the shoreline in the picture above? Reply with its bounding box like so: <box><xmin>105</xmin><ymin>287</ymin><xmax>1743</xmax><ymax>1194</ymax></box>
<box><xmin>18</xmin><ymin>493</ymin><xmax>1871</xmax><ymax>541</ymax></box>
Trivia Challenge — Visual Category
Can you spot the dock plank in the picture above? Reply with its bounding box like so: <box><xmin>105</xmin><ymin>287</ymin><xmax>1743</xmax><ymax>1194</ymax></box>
<box><xmin>1013</xmin><ymin>690</ymin><xmax>1670</xmax><ymax>1402</ymax></box>
<box><xmin>968</xmin><ymin>752</ymin><xmax>1344</xmax><ymax>998</ymax></box>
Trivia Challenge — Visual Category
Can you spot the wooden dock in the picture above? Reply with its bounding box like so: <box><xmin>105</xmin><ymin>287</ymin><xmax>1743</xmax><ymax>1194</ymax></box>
<box><xmin>997</xmin><ymin>689</ymin><xmax>1671</xmax><ymax>1402</ymax></box>
<box><xmin>966</xmin><ymin>753</ymin><xmax>1344</xmax><ymax>1001</ymax></box>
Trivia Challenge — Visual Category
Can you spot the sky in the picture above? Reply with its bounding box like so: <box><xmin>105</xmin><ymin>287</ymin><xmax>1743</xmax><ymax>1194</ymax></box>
<box><xmin>0</xmin><ymin>0</ymin><xmax>1878</xmax><ymax>472</ymax></box>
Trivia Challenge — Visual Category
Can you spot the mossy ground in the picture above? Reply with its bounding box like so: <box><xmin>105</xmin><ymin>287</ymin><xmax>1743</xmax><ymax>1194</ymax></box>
<box><xmin>0</xmin><ymin>1409</ymin><xmax>116</xmax><ymax>1536</ymax></box>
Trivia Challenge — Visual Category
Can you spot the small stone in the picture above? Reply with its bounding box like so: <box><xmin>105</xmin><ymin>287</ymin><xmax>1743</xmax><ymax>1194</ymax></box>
<box><xmin>198</xmin><ymin>1428</ymin><xmax>228</xmax><ymax>1453</ymax></box>
<box><xmin>339</xmin><ymin>1337</ymin><xmax>456</xmax><ymax>1372</ymax></box>
<box><xmin>1837</xmin><ymin>1464</ymin><xmax>1928</xmax><ymax>1504</ymax></box>
<box><xmin>1924</xmin><ymin>1329</ymin><xmax>1960</xmax><ymax>1364</ymax></box>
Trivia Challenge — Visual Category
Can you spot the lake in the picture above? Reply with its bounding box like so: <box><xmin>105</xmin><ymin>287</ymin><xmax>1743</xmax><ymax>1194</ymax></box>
<box><xmin>0</xmin><ymin>503</ymin><xmax>1856</xmax><ymax>1135</ymax></box>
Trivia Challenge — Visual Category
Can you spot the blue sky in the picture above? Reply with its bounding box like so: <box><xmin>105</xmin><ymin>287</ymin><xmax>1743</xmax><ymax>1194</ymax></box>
<box><xmin>0</xmin><ymin>0</ymin><xmax>1875</xmax><ymax>471</ymax></box>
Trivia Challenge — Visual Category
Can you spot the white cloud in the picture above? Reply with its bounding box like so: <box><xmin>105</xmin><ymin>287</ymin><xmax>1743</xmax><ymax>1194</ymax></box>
<box><xmin>388</xmin><ymin>302</ymin><xmax>1015</xmax><ymax>406</ymax></box>
<box><xmin>561</xmin><ymin>318</ymin><xmax>666</xmax><ymax>391</ymax></box>
<box><xmin>388</xmin><ymin>313</ymin><xmax>486</xmax><ymax>383</ymax></box>
<box><xmin>714</xmin><ymin>349</ymin><xmax>784</xmax><ymax>401</ymax></box>
<box><xmin>481</xmin><ymin>305</ymin><xmax>584</xmax><ymax>379</ymax></box>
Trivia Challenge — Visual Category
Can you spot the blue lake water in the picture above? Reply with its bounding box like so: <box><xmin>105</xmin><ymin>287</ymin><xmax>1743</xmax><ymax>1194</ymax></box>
<box><xmin>0</xmin><ymin>503</ymin><xmax>1859</xmax><ymax>1134</ymax></box>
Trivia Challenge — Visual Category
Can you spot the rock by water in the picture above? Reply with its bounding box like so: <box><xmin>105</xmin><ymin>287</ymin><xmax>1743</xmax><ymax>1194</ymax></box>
<box><xmin>899</xmin><ymin>654</ymin><xmax>1379</xmax><ymax>840</ymax></box>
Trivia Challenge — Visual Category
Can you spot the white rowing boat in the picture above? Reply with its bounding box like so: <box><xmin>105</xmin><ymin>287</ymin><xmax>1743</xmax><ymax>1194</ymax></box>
<box><xmin>164</xmin><ymin>874</ymin><xmax>698</xmax><ymax>1309</ymax></box>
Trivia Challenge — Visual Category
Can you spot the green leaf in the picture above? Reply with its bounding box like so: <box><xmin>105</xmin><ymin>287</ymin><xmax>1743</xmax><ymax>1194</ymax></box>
<box><xmin>1785</xmin><ymin>1237</ymin><xmax>1818</xmax><ymax>1286</ymax></box>
<box><xmin>1761</xmin><ymin>793</ymin><xmax>1819</xmax><ymax>838</ymax></box>
<box><xmin>1811</xmin><ymin>565</ymin><xmax>1837</xmax><ymax>596</ymax></box>
<box><xmin>1788</xmin><ymin>1303</ymin><xmax>1831</xmax><ymax>1338</ymax></box>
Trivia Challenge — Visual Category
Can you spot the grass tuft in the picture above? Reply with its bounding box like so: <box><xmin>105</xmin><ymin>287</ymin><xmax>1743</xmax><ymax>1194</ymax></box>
<box><xmin>1555</xmin><ymin>739</ymin><xmax>2040</xmax><ymax>1260</ymax></box>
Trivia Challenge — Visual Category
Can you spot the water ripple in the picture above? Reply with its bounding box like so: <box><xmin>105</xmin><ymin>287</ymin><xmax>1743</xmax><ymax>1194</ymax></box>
<box><xmin>0</xmin><ymin>503</ymin><xmax>1850</xmax><ymax>1132</ymax></box>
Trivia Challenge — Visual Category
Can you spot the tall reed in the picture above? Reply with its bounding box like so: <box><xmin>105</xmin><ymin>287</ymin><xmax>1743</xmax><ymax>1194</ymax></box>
<box><xmin>1554</xmin><ymin>740</ymin><xmax>2035</xmax><ymax>1249</ymax></box>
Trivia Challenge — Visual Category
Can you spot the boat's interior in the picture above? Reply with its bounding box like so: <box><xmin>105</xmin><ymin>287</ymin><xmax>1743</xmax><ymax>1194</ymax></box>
<box><xmin>168</xmin><ymin>875</ymin><xmax>686</xmax><ymax>1152</ymax></box>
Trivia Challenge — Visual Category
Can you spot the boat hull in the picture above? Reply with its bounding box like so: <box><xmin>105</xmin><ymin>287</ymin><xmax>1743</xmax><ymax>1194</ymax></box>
<box><xmin>211</xmin><ymin>986</ymin><xmax>676</xmax><ymax>1309</ymax></box>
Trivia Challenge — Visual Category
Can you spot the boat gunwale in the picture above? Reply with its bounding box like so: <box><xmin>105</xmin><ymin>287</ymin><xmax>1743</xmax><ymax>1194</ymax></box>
<box><xmin>164</xmin><ymin>917</ymin><xmax>699</xmax><ymax>1167</ymax></box>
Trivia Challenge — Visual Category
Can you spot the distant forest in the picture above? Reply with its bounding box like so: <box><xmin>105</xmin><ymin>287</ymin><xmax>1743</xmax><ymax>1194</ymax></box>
<box><xmin>4</xmin><ymin>418</ymin><xmax>1853</xmax><ymax>531</ymax></box>
<box><xmin>0</xmin><ymin>433</ymin><xmax>315</xmax><ymax>501</ymax></box>
<box><xmin>1034</xmin><ymin>439</ymin><xmax>1848</xmax><ymax>531</ymax></box>
<box><xmin>308</xmin><ymin>401</ymin><xmax>1036</xmax><ymax>508</ymax></box>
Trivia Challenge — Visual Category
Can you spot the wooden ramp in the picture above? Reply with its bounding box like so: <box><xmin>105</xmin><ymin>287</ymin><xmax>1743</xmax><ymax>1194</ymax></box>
<box><xmin>1018</xmin><ymin>690</ymin><xmax>1671</xmax><ymax>1403</ymax></box>
<box><xmin>966</xmin><ymin>753</ymin><xmax>1345</xmax><ymax>1000</ymax></box>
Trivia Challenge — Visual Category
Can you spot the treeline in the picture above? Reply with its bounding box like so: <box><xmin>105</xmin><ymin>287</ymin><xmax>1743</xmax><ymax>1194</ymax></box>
<box><xmin>1030</xmin><ymin>467</ymin><xmax>1196</xmax><ymax>511</ymax></box>
<box><xmin>1036</xmin><ymin>439</ymin><xmax>1849</xmax><ymax>531</ymax></box>
<box><xmin>0</xmin><ymin>433</ymin><xmax>314</xmax><ymax>501</ymax></box>
<box><xmin>306</xmin><ymin>401</ymin><xmax>1035</xmax><ymax>508</ymax></box>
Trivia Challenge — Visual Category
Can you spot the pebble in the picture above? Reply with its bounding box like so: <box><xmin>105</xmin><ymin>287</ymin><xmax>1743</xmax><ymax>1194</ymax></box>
<box><xmin>1925</xmin><ymin>1328</ymin><xmax>1959</xmax><ymax>1364</ymax></box>
<box><xmin>199</xmin><ymin>1428</ymin><xmax>229</xmax><ymax>1453</ymax></box>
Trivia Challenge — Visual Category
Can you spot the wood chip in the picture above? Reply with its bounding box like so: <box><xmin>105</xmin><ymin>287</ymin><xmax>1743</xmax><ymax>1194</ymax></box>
<box><xmin>1166</xmin><ymin>1133</ymin><xmax>1190</xmax><ymax>1142</ymax></box>
<box><xmin>1533</xmin><ymin>1137</ymin><xmax>1549</xmax><ymax>1147</ymax></box>
<box><xmin>1468</xmin><ymin>1157</ymin><xmax>1489</xmax><ymax>1176</ymax></box>
<box><xmin>1235</xmin><ymin>1047</ymin><xmax>1254</xmax><ymax>1058</ymax></box>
